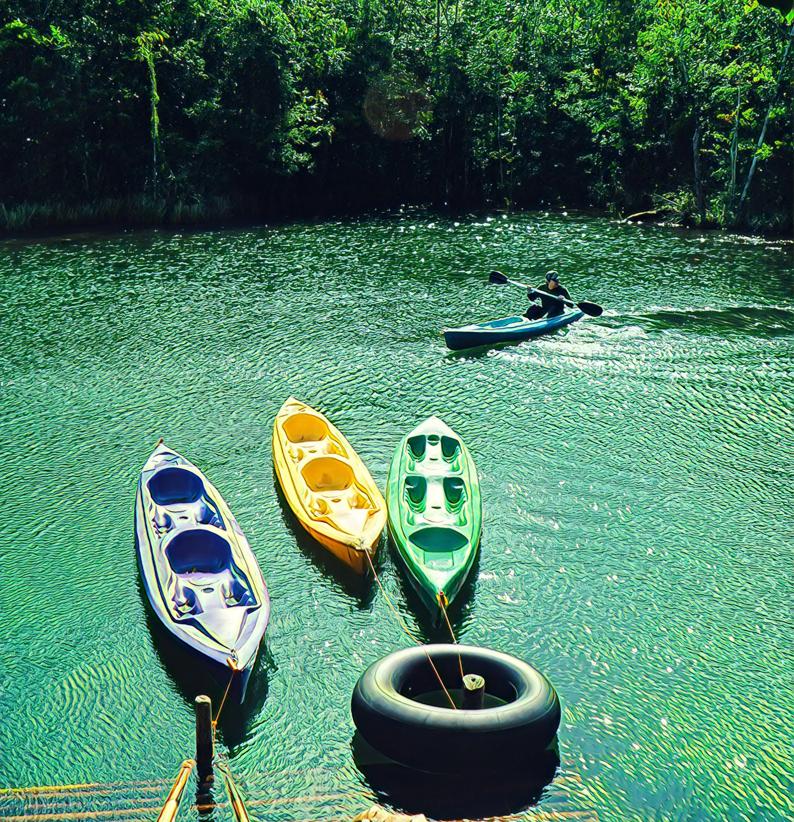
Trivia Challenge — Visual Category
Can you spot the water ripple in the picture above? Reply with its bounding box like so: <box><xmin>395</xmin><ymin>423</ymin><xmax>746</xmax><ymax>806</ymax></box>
<box><xmin>1</xmin><ymin>214</ymin><xmax>793</xmax><ymax>822</ymax></box>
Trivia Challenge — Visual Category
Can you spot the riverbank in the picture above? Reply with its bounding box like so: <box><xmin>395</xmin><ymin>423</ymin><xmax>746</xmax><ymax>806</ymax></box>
<box><xmin>2</xmin><ymin>198</ymin><xmax>792</xmax><ymax>247</ymax></box>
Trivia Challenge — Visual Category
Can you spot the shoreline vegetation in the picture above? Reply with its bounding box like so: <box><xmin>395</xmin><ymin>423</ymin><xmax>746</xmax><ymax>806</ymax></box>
<box><xmin>2</xmin><ymin>1</ymin><xmax>793</xmax><ymax>238</ymax></box>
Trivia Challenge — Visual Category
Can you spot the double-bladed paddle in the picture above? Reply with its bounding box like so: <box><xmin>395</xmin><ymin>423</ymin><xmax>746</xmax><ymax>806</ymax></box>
<box><xmin>488</xmin><ymin>270</ymin><xmax>603</xmax><ymax>317</ymax></box>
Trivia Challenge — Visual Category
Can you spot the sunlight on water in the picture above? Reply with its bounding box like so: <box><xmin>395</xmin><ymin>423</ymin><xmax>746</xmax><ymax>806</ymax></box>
<box><xmin>0</xmin><ymin>213</ymin><xmax>793</xmax><ymax>822</ymax></box>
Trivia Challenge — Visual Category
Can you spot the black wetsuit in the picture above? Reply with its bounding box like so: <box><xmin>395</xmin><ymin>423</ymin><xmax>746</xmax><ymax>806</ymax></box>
<box><xmin>524</xmin><ymin>283</ymin><xmax>571</xmax><ymax>319</ymax></box>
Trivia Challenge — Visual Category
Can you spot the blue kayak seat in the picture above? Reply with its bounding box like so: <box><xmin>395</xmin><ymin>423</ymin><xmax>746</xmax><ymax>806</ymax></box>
<box><xmin>165</xmin><ymin>527</ymin><xmax>255</xmax><ymax>620</ymax></box>
<box><xmin>165</xmin><ymin>527</ymin><xmax>233</xmax><ymax>575</ymax></box>
<box><xmin>148</xmin><ymin>466</ymin><xmax>205</xmax><ymax>505</ymax></box>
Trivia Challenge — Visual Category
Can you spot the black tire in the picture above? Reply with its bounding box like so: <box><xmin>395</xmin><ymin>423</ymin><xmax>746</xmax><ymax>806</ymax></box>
<box><xmin>351</xmin><ymin>644</ymin><xmax>560</xmax><ymax>774</ymax></box>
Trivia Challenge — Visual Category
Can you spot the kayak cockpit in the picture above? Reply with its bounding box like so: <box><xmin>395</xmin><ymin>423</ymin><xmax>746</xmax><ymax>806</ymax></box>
<box><xmin>407</xmin><ymin>432</ymin><xmax>462</xmax><ymax>471</ymax></box>
<box><xmin>278</xmin><ymin>404</ymin><xmax>382</xmax><ymax>537</ymax></box>
<box><xmin>147</xmin><ymin>465</ymin><xmax>223</xmax><ymax>533</ymax></box>
<box><xmin>477</xmin><ymin>315</ymin><xmax>531</xmax><ymax>329</ymax></box>
<box><xmin>161</xmin><ymin>526</ymin><xmax>259</xmax><ymax>643</ymax></box>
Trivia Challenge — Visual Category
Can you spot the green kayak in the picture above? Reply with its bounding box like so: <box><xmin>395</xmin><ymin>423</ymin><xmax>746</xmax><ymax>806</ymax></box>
<box><xmin>386</xmin><ymin>416</ymin><xmax>482</xmax><ymax>615</ymax></box>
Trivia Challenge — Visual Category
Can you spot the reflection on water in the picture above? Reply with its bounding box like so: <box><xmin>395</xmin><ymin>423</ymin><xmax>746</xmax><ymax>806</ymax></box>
<box><xmin>352</xmin><ymin>732</ymin><xmax>560</xmax><ymax>818</ymax></box>
<box><xmin>391</xmin><ymin>541</ymin><xmax>480</xmax><ymax>640</ymax></box>
<box><xmin>1</xmin><ymin>213</ymin><xmax>793</xmax><ymax>822</ymax></box>
<box><xmin>272</xmin><ymin>468</ymin><xmax>380</xmax><ymax>609</ymax></box>
<box><xmin>141</xmin><ymin>583</ymin><xmax>272</xmax><ymax>752</ymax></box>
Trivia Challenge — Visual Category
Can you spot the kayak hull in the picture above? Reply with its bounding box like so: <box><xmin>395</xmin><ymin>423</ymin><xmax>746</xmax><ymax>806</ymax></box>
<box><xmin>273</xmin><ymin>398</ymin><xmax>387</xmax><ymax>574</ymax></box>
<box><xmin>135</xmin><ymin>443</ymin><xmax>270</xmax><ymax>702</ymax></box>
<box><xmin>443</xmin><ymin>310</ymin><xmax>584</xmax><ymax>351</ymax></box>
<box><xmin>386</xmin><ymin>417</ymin><xmax>482</xmax><ymax>616</ymax></box>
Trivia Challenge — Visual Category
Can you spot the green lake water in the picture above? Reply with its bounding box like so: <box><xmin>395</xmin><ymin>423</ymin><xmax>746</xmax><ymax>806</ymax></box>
<box><xmin>1</xmin><ymin>212</ymin><xmax>793</xmax><ymax>821</ymax></box>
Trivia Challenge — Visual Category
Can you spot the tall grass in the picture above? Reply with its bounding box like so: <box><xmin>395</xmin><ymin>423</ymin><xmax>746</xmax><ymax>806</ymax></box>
<box><xmin>0</xmin><ymin>196</ymin><xmax>235</xmax><ymax>234</ymax></box>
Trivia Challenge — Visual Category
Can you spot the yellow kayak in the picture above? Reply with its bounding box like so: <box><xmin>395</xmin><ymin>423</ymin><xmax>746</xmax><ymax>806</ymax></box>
<box><xmin>273</xmin><ymin>398</ymin><xmax>387</xmax><ymax>573</ymax></box>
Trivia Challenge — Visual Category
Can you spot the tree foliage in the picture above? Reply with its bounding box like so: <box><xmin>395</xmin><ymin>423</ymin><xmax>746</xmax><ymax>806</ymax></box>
<box><xmin>0</xmin><ymin>0</ymin><xmax>792</xmax><ymax>230</ymax></box>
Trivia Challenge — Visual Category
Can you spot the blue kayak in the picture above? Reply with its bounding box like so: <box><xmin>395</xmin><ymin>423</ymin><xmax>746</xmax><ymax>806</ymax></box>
<box><xmin>443</xmin><ymin>310</ymin><xmax>584</xmax><ymax>351</ymax></box>
<box><xmin>135</xmin><ymin>442</ymin><xmax>270</xmax><ymax>701</ymax></box>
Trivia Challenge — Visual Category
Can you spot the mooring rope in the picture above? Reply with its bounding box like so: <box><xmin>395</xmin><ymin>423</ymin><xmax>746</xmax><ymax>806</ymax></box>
<box><xmin>364</xmin><ymin>549</ymin><xmax>457</xmax><ymax>710</ymax></box>
<box><xmin>437</xmin><ymin>592</ymin><xmax>465</xmax><ymax>681</ymax></box>
<box><xmin>212</xmin><ymin>656</ymin><xmax>239</xmax><ymax>733</ymax></box>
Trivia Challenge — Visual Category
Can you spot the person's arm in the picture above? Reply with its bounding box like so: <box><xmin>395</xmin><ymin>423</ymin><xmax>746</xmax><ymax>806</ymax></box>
<box><xmin>527</xmin><ymin>284</ymin><xmax>542</xmax><ymax>301</ymax></box>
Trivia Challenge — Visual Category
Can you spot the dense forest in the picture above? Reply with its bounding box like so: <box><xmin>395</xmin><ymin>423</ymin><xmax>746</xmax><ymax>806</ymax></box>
<box><xmin>1</xmin><ymin>0</ymin><xmax>793</xmax><ymax>233</ymax></box>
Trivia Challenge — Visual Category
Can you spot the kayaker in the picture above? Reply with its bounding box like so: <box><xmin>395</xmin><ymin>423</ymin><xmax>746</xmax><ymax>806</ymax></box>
<box><xmin>524</xmin><ymin>270</ymin><xmax>571</xmax><ymax>320</ymax></box>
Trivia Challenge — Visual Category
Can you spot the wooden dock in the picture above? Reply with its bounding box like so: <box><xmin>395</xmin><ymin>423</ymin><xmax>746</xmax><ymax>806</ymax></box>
<box><xmin>0</xmin><ymin>764</ymin><xmax>598</xmax><ymax>822</ymax></box>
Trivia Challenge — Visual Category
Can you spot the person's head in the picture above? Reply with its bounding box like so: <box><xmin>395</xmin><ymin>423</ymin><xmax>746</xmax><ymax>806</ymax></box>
<box><xmin>545</xmin><ymin>270</ymin><xmax>560</xmax><ymax>287</ymax></box>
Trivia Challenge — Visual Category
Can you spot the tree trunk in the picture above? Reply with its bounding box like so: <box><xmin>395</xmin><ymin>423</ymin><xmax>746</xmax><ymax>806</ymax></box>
<box><xmin>147</xmin><ymin>54</ymin><xmax>160</xmax><ymax>197</ymax></box>
<box><xmin>692</xmin><ymin>121</ymin><xmax>704</xmax><ymax>222</ymax></box>
<box><xmin>729</xmin><ymin>86</ymin><xmax>741</xmax><ymax>202</ymax></box>
<box><xmin>738</xmin><ymin>25</ymin><xmax>794</xmax><ymax>220</ymax></box>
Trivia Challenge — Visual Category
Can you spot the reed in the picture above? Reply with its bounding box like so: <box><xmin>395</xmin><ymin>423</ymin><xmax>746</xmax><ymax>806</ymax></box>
<box><xmin>0</xmin><ymin>195</ymin><xmax>235</xmax><ymax>234</ymax></box>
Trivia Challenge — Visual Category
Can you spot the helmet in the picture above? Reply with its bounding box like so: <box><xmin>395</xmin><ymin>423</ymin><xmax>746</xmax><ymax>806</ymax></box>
<box><xmin>545</xmin><ymin>270</ymin><xmax>559</xmax><ymax>283</ymax></box>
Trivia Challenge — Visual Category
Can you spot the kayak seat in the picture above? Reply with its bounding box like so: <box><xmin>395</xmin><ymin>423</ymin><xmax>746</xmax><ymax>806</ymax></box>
<box><xmin>148</xmin><ymin>467</ymin><xmax>205</xmax><ymax>505</ymax></box>
<box><xmin>283</xmin><ymin>413</ymin><xmax>330</xmax><ymax>444</ymax></box>
<box><xmin>404</xmin><ymin>476</ymin><xmax>427</xmax><ymax>510</ymax></box>
<box><xmin>301</xmin><ymin>456</ymin><xmax>354</xmax><ymax>492</ymax></box>
<box><xmin>440</xmin><ymin>436</ymin><xmax>461</xmax><ymax>462</ymax></box>
<box><xmin>407</xmin><ymin>435</ymin><xmax>426</xmax><ymax>462</ymax></box>
<box><xmin>166</xmin><ymin>528</ymin><xmax>233</xmax><ymax>575</ymax></box>
<box><xmin>443</xmin><ymin>477</ymin><xmax>467</xmax><ymax>511</ymax></box>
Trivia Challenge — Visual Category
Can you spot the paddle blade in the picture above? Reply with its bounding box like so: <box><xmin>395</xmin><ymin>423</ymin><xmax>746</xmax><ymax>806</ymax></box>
<box><xmin>488</xmin><ymin>270</ymin><xmax>509</xmax><ymax>285</ymax></box>
<box><xmin>577</xmin><ymin>301</ymin><xmax>603</xmax><ymax>317</ymax></box>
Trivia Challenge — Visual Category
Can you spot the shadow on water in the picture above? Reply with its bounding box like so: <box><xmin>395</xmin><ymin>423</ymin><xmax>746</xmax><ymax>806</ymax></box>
<box><xmin>138</xmin><ymin>577</ymin><xmax>272</xmax><ymax>750</ymax></box>
<box><xmin>272</xmin><ymin>469</ymin><xmax>378</xmax><ymax>610</ymax></box>
<box><xmin>444</xmin><ymin>343</ymin><xmax>505</xmax><ymax>359</ymax></box>
<box><xmin>637</xmin><ymin>305</ymin><xmax>794</xmax><ymax>337</ymax></box>
<box><xmin>352</xmin><ymin>732</ymin><xmax>560</xmax><ymax>819</ymax></box>
<box><xmin>389</xmin><ymin>536</ymin><xmax>481</xmax><ymax>641</ymax></box>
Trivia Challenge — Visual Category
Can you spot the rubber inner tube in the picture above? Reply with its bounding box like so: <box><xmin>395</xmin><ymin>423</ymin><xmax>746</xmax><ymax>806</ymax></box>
<box><xmin>351</xmin><ymin>644</ymin><xmax>560</xmax><ymax>774</ymax></box>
